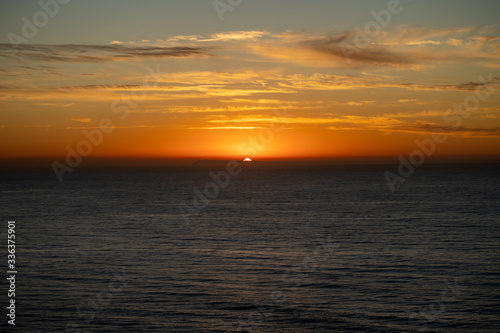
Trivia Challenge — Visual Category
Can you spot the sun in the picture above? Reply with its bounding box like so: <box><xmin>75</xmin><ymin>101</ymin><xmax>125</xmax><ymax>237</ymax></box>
<box><xmin>243</xmin><ymin>157</ymin><xmax>252</xmax><ymax>162</ymax></box>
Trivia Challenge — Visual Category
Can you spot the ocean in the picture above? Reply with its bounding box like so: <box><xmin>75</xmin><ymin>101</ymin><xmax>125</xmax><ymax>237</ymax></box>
<box><xmin>1</xmin><ymin>162</ymin><xmax>499</xmax><ymax>332</ymax></box>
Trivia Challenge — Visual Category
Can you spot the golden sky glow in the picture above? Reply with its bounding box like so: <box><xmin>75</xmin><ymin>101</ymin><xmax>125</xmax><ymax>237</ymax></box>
<box><xmin>0</xmin><ymin>1</ymin><xmax>499</xmax><ymax>161</ymax></box>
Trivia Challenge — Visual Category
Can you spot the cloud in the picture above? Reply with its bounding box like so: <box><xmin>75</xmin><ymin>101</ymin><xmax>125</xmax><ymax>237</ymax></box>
<box><xmin>389</xmin><ymin>122</ymin><xmax>500</xmax><ymax>137</ymax></box>
<box><xmin>189</xmin><ymin>126</ymin><xmax>262</xmax><ymax>130</ymax></box>
<box><xmin>454</xmin><ymin>78</ymin><xmax>500</xmax><ymax>91</ymax></box>
<box><xmin>275</xmin><ymin>73</ymin><xmax>500</xmax><ymax>92</ymax></box>
<box><xmin>69</xmin><ymin>118</ymin><xmax>92</xmax><ymax>123</ymax></box>
<box><xmin>0</xmin><ymin>65</ymin><xmax>64</xmax><ymax>78</ymax></box>
<box><xmin>0</xmin><ymin>43</ymin><xmax>213</xmax><ymax>63</ymax></box>
<box><xmin>168</xmin><ymin>30</ymin><xmax>269</xmax><ymax>42</ymax></box>
<box><xmin>210</xmin><ymin>30</ymin><xmax>269</xmax><ymax>41</ymax></box>
<box><xmin>111</xmin><ymin>26</ymin><xmax>498</xmax><ymax>69</ymax></box>
<box><xmin>204</xmin><ymin>113</ymin><xmax>500</xmax><ymax>138</ymax></box>
<box><xmin>251</xmin><ymin>26</ymin><xmax>500</xmax><ymax>68</ymax></box>
<box><xmin>22</xmin><ymin>124</ymin><xmax>53</xmax><ymax>128</ymax></box>
<box><xmin>3</xmin><ymin>26</ymin><xmax>497</xmax><ymax>70</ymax></box>
<box><xmin>36</xmin><ymin>102</ymin><xmax>74</xmax><ymax>107</ymax></box>
<box><xmin>2</xmin><ymin>69</ymin><xmax>497</xmax><ymax>103</ymax></box>
<box><xmin>383</xmin><ymin>110</ymin><xmax>445</xmax><ymax>118</ymax></box>
<box><xmin>300</xmin><ymin>33</ymin><xmax>428</xmax><ymax>67</ymax></box>
<box><xmin>206</xmin><ymin>114</ymin><xmax>402</xmax><ymax>129</ymax></box>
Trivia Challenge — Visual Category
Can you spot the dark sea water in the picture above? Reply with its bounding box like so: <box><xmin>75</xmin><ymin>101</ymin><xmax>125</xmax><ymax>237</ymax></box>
<box><xmin>1</xmin><ymin>163</ymin><xmax>499</xmax><ymax>332</ymax></box>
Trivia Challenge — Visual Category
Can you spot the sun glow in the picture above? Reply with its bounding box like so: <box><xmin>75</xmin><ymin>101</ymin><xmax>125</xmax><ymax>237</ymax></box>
<box><xmin>243</xmin><ymin>158</ymin><xmax>252</xmax><ymax>162</ymax></box>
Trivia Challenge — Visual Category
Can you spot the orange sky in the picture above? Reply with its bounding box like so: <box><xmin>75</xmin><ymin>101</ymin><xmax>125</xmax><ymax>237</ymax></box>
<box><xmin>1</xmin><ymin>1</ymin><xmax>499</xmax><ymax>163</ymax></box>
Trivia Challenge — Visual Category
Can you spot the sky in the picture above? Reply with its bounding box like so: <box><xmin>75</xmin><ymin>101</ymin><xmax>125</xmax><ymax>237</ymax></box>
<box><xmin>0</xmin><ymin>0</ymin><xmax>499</xmax><ymax>162</ymax></box>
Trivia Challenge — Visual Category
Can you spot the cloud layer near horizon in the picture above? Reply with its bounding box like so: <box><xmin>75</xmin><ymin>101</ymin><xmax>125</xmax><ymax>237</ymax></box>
<box><xmin>1</xmin><ymin>26</ymin><xmax>500</xmax><ymax>143</ymax></box>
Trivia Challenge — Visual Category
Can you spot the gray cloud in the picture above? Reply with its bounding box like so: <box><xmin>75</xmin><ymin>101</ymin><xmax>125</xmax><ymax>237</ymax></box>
<box><xmin>299</xmin><ymin>32</ymin><xmax>425</xmax><ymax>66</ymax></box>
<box><xmin>253</xmin><ymin>27</ymin><xmax>499</xmax><ymax>68</ymax></box>
<box><xmin>0</xmin><ymin>43</ymin><xmax>213</xmax><ymax>63</ymax></box>
<box><xmin>453</xmin><ymin>77</ymin><xmax>500</xmax><ymax>91</ymax></box>
<box><xmin>390</xmin><ymin>122</ymin><xmax>500</xmax><ymax>137</ymax></box>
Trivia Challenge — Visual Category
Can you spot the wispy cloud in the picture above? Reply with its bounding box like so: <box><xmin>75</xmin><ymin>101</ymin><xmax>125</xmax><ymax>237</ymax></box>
<box><xmin>189</xmin><ymin>126</ymin><xmax>262</xmax><ymax>130</ymax></box>
<box><xmin>389</xmin><ymin>122</ymin><xmax>500</xmax><ymax>137</ymax></box>
<box><xmin>69</xmin><ymin>118</ymin><xmax>92</xmax><ymax>123</ymax></box>
<box><xmin>168</xmin><ymin>30</ymin><xmax>269</xmax><ymax>42</ymax></box>
<box><xmin>0</xmin><ymin>43</ymin><xmax>213</xmax><ymax>63</ymax></box>
<box><xmin>1</xmin><ymin>26</ymin><xmax>498</xmax><ymax>70</ymax></box>
<box><xmin>202</xmin><ymin>113</ymin><xmax>500</xmax><ymax>138</ymax></box>
<box><xmin>1</xmin><ymin>70</ymin><xmax>497</xmax><ymax>103</ymax></box>
<box><xmin>251</xmin><ymin>26</ymin><xmax>500</xmax><ymax>68</ymax></box>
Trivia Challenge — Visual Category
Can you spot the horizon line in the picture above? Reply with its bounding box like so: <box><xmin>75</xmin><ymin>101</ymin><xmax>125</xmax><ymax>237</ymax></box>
<box><xmin>1</xmin><ymin>155</ymin><xmax>500</xmax><ymax>170</ymax></box>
